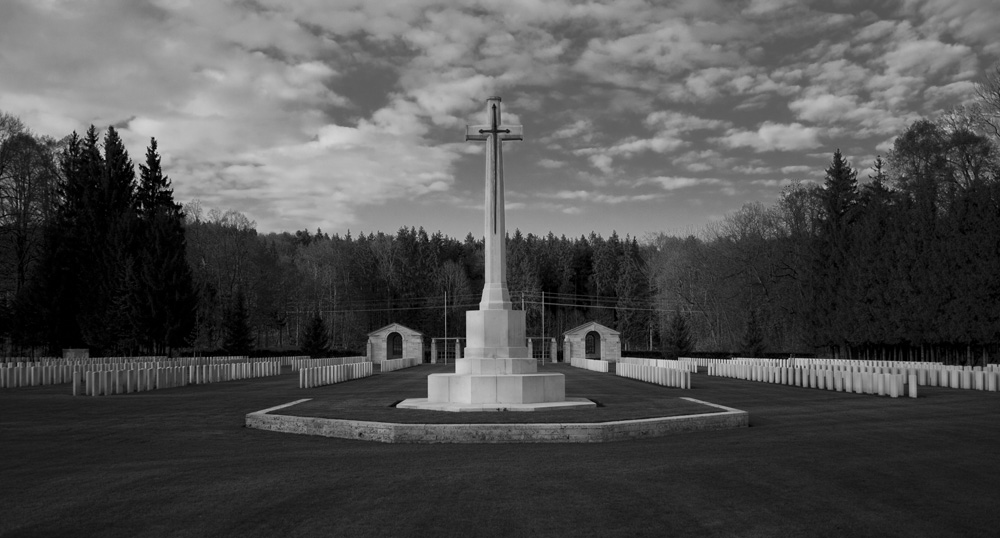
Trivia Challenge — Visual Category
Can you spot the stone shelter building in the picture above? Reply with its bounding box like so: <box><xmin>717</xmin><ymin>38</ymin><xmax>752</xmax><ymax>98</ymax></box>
<box><xmin>367</xmin><ymin>323</ymin><xmax>425</xmax><ymax>363</ymax></box>
<box><xmin>562</xmin><ymin>321</ymin><xmax>621</xmax><ymax>362</ymax></box>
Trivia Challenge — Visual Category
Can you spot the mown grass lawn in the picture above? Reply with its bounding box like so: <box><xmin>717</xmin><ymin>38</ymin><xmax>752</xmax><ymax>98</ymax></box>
<box><xmin>2</xmin><ymin>363</ymin><xmax>998</xmax><ymax>537</ymax></box>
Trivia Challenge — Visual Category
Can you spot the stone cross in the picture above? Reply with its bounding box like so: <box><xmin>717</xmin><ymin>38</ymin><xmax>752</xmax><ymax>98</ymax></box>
<box><xmin>466</xmin><ymin>96</ymin><xmax>522</xmax><ymax>310</ymax></box>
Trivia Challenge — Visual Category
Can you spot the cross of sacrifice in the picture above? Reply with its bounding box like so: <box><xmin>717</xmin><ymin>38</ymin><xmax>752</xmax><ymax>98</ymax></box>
<box><xmin>465</xmin><ymin>96</ymin><xmax>523</xmax><ymax>235</ymax></box>
<box><xmin>465</xmin><ymin>96</ymin><xmax>523</xmax><ymax>310</ymax></box>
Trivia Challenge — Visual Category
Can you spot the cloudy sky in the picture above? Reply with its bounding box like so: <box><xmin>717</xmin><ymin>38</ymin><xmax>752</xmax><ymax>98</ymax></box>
<box><xmin>1</xmin><ymin>0</ymin><xmax>997</xmax><ymax>239</ymax></box>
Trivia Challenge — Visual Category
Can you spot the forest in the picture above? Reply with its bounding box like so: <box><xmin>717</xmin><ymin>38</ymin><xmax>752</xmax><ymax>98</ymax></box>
<box><xmin>2</xmin><ymin>68</ymin><xmax>1000</xmax><ymax>363</ymax></box>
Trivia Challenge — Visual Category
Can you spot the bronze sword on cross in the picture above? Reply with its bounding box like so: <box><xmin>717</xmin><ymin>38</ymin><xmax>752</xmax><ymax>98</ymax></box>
<box><xmin>466</xmin><ymin>97</ymin><xmax>523</xmax><ymax>234</ymax></box>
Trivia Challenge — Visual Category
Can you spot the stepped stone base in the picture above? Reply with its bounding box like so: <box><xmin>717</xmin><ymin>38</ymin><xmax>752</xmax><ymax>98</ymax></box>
<box><xmin>396</xmin><ymin>397</ymin><xmax>596</xmax><ymax>412</ymax></box>
<box><xmin>431</xmin><ymin>369</ymin><xmax>562</xmax><ymax>403</ymax></box>
<box><xmin>404</xmin><ymin>306</ymin><xmax>593</xmax><ymax>412</ymax></box>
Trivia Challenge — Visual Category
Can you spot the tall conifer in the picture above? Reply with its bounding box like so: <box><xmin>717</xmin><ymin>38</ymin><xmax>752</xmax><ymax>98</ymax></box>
<box><xmin>300</xmin><ymin>311</ymin><xmax>331</xmax><ymax>358</ymax></box>
<box><xmin>75</xmin><ymin>127</ymin><xmax>138</xmax><ymax>353</ymax></box>
<box><xmin>134</xmin><ymin>138</ymin><xmax>196</xmax><ymax>355</ymax></box>
<box><xmin>222</xmin><ymin>290</ymin><xmax>254</xmax><ymax>355</ymax></box>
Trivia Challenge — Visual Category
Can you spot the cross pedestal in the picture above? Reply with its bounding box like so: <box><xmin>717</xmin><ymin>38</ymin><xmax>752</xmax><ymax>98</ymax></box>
<box><xmin>397</xmin><ymin>96</ymin><xmax>593</xmax><ymax>412</ymax></box>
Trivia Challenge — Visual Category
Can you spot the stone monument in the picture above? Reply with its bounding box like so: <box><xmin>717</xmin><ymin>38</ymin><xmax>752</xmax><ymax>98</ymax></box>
<box><xmin>398</xmin><ymin>96</ymin><xmax>594</xmax><ymax>411</ymax></box>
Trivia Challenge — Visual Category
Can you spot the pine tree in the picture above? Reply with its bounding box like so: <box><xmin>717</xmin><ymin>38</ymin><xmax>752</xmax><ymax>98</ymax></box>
<box><xmin>75</xmin><ymin>126</ymin><xmax>138</xmax><ymax>354</ymax></box>
<box><xmin>614</xmin><ymin>238</ymin><xmax>648</xmax><ymax>350</ymax></box>
<box><xmin>740</xmin><ymin>310</ymin><xmax>766</xmax><ymax>357</ymax></box>
<box><xmin>222</xmin><ymin>291</ymin><xmax>253</xmax><ymax>355</ymax></box>
<box><xmin>134</xmin><ymin>138</ymin><xmax>196</xmax><ymax>355</ymax></box>
<box><xmin>662</xmin><ymin>308</ymin><xmax>694</xmax><ymax>359</ymax></box>
<box><xmin>821</xmin><ymin>149</ymin><xmax>858</xmax><ymax>224</ymax></box>
<box><xmin>23</xmin><ymin>127</ymin><xmax>104</xmax><ymax>352</ymax></box>
<box><xmin>810</xmin><ymin>149</ymin><xmax>860</xmax><ymax>352</ymax></box>
<box><xmin>300</xmin><ymin>311</ymin><xmax>331</xmax><ymax>358</ymax></box>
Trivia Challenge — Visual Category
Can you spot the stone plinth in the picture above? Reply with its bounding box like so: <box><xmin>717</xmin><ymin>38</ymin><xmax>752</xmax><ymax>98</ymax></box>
<box><xmin>398</xmin><ymin>301</ymin><xmax>592</xmax><ymax>411</ymax></box>
<box><xmin>427</xmin><ymin>369</ymin><xmax>564</xmax><ymax>404</ymax></box>
<box><xmin>401</xmin><ymin>354</ymin><xmax>592</xmax><ymax>411</ymax></box>
<box><xmin>463</xmin><ymin>308</ymin><xmax>528</xmax><ymax>359</ymax></box>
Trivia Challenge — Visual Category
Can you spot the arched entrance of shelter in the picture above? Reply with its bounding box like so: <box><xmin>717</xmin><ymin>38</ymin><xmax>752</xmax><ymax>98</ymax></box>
<box><xmin>388</xmin><ymin>332</ymin><xmax>403</xmax><ymax>359</ymax></box>
<box><xmin>585</xmin><ymin>331</ymin><xmax>601</xmax><ymax>359</ymax></box>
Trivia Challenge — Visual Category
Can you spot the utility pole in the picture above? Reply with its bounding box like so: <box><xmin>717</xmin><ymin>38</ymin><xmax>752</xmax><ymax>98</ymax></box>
<box><xmin>444</xmin><ymin>290</ymin><xmax>448</xmax><ymax>363</ymax></box>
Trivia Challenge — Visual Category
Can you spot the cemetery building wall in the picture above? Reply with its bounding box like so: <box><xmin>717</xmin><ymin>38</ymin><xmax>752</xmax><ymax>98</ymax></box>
<box><xmin>563</xmin><ymin>322</ymin><xmax>621</xmax><ymax>362</ymax></box>
<box><xmin>366</xmin><ymin>323</ymin><xmax>424</xmax><ymax>363</ymax></box>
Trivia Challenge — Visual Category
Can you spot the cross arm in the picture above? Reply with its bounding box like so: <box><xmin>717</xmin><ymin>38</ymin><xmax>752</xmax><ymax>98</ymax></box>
<box><xmin>466</xmin><ymin>125</ymin><xmax>489</xmax><ymax>141</ymax></box>
<box><xmin>465</xmin><ymin>124</ymin><xmax>524</xmax><ymax>141</ymax></box>
<box><xmin>500</xmin><ymin>125</ymin><xmax>523</xmax><ymax>141</ymax></box>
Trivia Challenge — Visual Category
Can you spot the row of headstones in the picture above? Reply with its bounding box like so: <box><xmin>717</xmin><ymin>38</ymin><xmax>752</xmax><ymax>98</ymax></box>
<box><xmin>772</xmin><ymin>358</ymin><xmax>998</xmax><ymax>390</ymax></box>
<box><xmin>569</xmin><ymin>357</ymin><xmax>610</xmax><ymax>372</ymax></box>
<box><xmin>0</xmin><ymin>356</ymin><xmax>300</xmax><ymax>388</ymax></box>
<box><xmin>911</xmin><ymin>367</ymin><xmax>1000</xmax><ymax>390</ymax></box>
<box><xmin>73</xmin><ymin>360</ymin><xmax>282</xmax><ymax>396</ymax></box>
<box><xmin>380</xmin><ymin>358</ymin><xmax>421</xmax><ymax>373</ymax></box>
<box><xmin>794</xmin><ymin>358</ymin><xmax>1000</xmax><ymax>381</ymax></box>
<box><xmin>2</xmin><ymin>355</ymin><xmax>260</xmax><ymax>367</ymax></box>
<box><xmin>1</xmin><ymin>355</ymin><xmax>168</xmax><ymax>365</ymax></box>
<box><xmin>681</xmin><ymin>357</ymin><xmax>793</xmax><ymax>369</ymax></box>
<box><xmin>679</xmin><ymin>357</ymin><xmax>724</xmax><ymax>368</ymax></box>
<box><xmin>616</xmin><ymin>362</ymin><xmax>691</xmax><ymax>389</ymax></box>
<box><xmin>2</xmin><ymin>362</ymin><xmax>80</xmax><ymax>388</ymax></box>
<box><xmin>299</xmin><ymin>362</ymin><xmax>373</xmax><ymax>388</ymax></box>
<box><xmin>620</xmin><ymin>357</ymin><xmax>697</xmax><ymax>372</ymax></box>
<box><xmin>792</xmin><ymin>358</ymin><xmax>945</xmax><ymax>369</ymax></box>
<box><xmin>708</xmin><ymin>362</ymin><xmax>917</xmax><ymax>398</ymax></box>
<box><xmin>1</xmin><ymin>359</ymin><xmax>175</xmax><ymax>387</ymax></box>
<box><xmin>289</xmin><ymin>356</ymin><xmax>367</xmax><ymax>372</ymax></box>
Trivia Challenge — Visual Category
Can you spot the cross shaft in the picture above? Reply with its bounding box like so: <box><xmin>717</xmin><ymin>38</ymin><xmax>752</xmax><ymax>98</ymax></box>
<box><xmin>465</xmin><ymin>96</ymin><xmax>523</xmax><ymax>310</ymax></box>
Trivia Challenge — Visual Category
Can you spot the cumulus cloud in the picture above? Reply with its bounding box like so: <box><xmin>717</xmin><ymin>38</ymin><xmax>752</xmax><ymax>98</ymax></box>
<box><xmin>780</xmin><ymin>165</ymin><xmax>812</xmax><ymax>174</ymax></box>
<box><xmin>548</xmin><ymin>119</ymin><xmax>595</xmax><ymax>141</ymax></box>
<box><xmin>542</xmin><ymin>190</ymin><xmax>663</xmax><ymax>205</ymax></box>
<box><xmin>715</xmin><ymin>122</ymin><xmax>823</xmax><ymax>152</ymax></box>
<box><xmin>573</xmin><ymin>18</ymin><xmax>746</xmax><ymax>89</ymax></box>
<box><xmin>538</xmin><ymin>158</ymin><xmax>566</xmax><ymax>169</ymax></box>
<box><xmin>751</xmin><ymin>178</ymin><xmax>796</xmax><ymax>187</ymax></box>
<box><xmin>733</xmin><ymin>165</ymin><xmax>774</xmax><ymax>174</ymax></box>
<box><xmin>639</xmin><ymin>176</ymin><xmax>727</xmax><ymax>191</ymax></box>
<box><xmin>881</xmin><ymin>39</ymin><xmax>976</xmax><ymax>79</ymax></box>
<box><xmin>0</xmin><ymin>0</ymin><xmax>991</xmax><ymax>237</ymax></box>
<box><xmin>899</xmin><ymin>0</ymin><xmax>1000</xmax><ymax>55</ymax></box>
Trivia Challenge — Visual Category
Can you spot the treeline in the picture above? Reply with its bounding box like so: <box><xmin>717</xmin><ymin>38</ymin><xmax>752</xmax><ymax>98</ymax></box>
<box><xmin>3</xmin><ymin>67</ymin><xmax>1000</xmax><ymax>362</ymax></box>
<box><xmin>0</xmin><ymin>120</ymin><xmax>196</xmax><ymax>356</ymax></box>
<box><xmin>180</xmin><ymin>215</ymin><xmax>652</xmax><ymax>354</ymax></box>
<box><xmin>648</xmin><ymin>111</ymin><xmax>1000</xmax><ymax>363</ymax></box>
<box><xmin>0</xmin><ymin>111</ymin><xmax>654</xmax><ymax>356</ymax></box>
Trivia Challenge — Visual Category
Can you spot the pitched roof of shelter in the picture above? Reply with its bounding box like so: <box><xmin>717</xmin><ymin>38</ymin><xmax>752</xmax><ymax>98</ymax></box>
<box><xmin>563</xmin><ymin>321</ymin><xmax>620</xmax><ymax>336</ymax></box>
<box><xmin>367</xmin><ymin>322</ymin><xmax>423</xmax><ymax>337</ymax></box>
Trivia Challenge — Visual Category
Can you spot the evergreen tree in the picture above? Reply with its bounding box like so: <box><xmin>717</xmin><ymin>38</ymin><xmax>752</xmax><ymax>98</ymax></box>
<box><xmin>614</xmin><ymin>237</ymin><xmax>648</xmax><ymax>350</ymax></box>
<box><xmin>222</xmin><ymin>290</ymin><xmax>253</xmax><ymax>355</ymax></box>
<box><xmin>75</xmin><ymin>126</ymin><xmax>138</xmax><ymax>353</ymax></box>
<box><xmin>740</xmin><ymin>309</ymin><xmax>766</xmax><ymax>357</ymax></box>
<box><xmin>300</xmin><ymin>311</ymin><xmax>331</xmax><ymax>358</ymax></box>
<box><xmin>821</xmin><ymin>149</ymin><xmax>859</xmax><ymax>224</ymax></box>
<box><xmin>134</xmin><ymin>138</ymin><xmax>196</xmax><ymax>355</ymax></box>
<box><xmin>809</xmin><ymin>150</ymin><xmax>860</xmax><ymax>351</ymax></box>
<box><xmin>662</xmin><ymin>308</ymin><xmax>694</xmax><ymax>359</ymax></box>
<box><xmin>20</xmin><ymin>128</ymin><xmax>99</xmax><ymax>352</ymax></box>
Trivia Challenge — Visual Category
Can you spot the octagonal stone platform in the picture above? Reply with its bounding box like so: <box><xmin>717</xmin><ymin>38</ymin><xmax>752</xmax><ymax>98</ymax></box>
<box><xmin>245</xmin><ymin>397</ymin><xmax>749</xmax><ymax>443</ymax></box>
<box><xmin>398</xmin><ymin>358</ymin><xmax>596</xmax><ymax>412</ymax></box>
